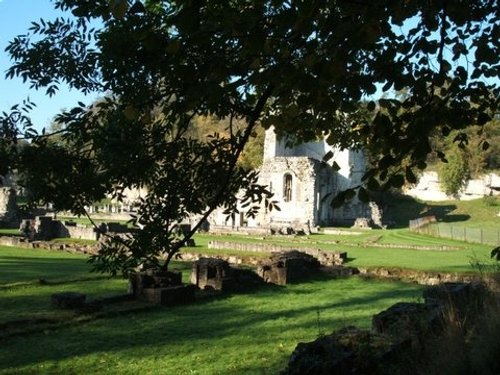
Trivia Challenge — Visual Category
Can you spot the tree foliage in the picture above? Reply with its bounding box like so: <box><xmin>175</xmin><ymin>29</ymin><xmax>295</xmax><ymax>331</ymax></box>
<box><xmin>1</xmin><ymin>0</ymin><xmax>498</xmax><ymax>275</ymax></box>
<box><xmin>430</xmin><ymin>119</ymin><xmax>500</xmax><ymax>177</ymax></box>
<box><xmin>438</xmin><ymin>147</ymin><xmax>470</xmax><ymax>197</ymax></box>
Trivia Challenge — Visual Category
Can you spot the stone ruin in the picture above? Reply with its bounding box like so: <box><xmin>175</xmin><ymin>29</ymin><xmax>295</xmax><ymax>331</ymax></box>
<box><xmin>351</xmin><ymin>217</ymin><xmax>373</xmax><ymax>229</ymax></box>
<box><xmin>207</xmin><ymin>240</ymin><xmax>347</xmax><ymax>267</ymax></box>
<box><xmin>19</xmin><ymin>216</ymin><xmax>130</xmax><ymax>241</ymax></box>
<box><xmin>284</xmin><ymin>282</ymin><xmax>491</xmax><ymax>374</ymax></box>
<box><xmin>257</xmin><ymin>250</ymin><xmax>321</xmax><ymax>286</ymax></box>
<box><xmin>190</xmin><ymin>258</ymin><xmax>233</xmax><ymax>291</ymax></box>
<box><xmin>369</xmin><ymin>201</ymin><xmax>384</xmax><ymax>228</ymax></box>
<box><xmin>51</xmin><ymin>292</ymin><xmax>87</xmax><ymax>309</ymax></box>
<box><xmin>0</xmin><ymin>187</ymin><xmax>18</xmax><ymax>227</ymax></box>
<box><xmin>351</xmin><ymin>202</ymin><xmax>386</xmax><ymax>229</ymax></box>
<box><xmin>129</xmin><ymin>268</ymin><xmax>196</xmax><ymax>306</ymax></box>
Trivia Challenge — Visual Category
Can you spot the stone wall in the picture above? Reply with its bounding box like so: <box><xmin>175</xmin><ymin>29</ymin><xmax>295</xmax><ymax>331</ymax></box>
<box><xmin>258</xmin><ymin>156</ymin><xmax>319</xmax><ymax>226</ymax></box>
<box><xmin>0</xmin><ymin>235</ymin><xmax>99</xmax><ymax>254</ymax></box>
<box><xmin>208</xmin><ymin>240</ymin><xmax>346</xmax><ymax>266</ymax></box>
<box><xmin>0</xmin><ymin>187</ymin><xmax>18</xmax><ymax>227</ymax></box>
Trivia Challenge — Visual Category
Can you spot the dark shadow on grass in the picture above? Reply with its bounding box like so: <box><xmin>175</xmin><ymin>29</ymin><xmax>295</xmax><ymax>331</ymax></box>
<box><xmin>0</xmin><ymin>275</ymin><xmax>423</xmax><ymax>373</ymax></box>
<box><xmin>0</xmin><ymin>256</ymin><xmax>94</xmax><ymax>284</ymax></box>
<box><xmin>438</xmin><ymin>214</ymin><xmax>471</xmax><ymax>223</ymax></box>
<box><xmin>382</xmin><ymin>193</ymin><xmax>472</xmax><ymax>228</ymax></box>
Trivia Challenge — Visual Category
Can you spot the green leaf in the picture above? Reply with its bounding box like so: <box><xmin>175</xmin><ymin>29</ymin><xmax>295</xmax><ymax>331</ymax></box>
<box><xmin>358</xmin><ymin>187</ymin><xmax>370</xmax><ymax>202</ymax></box>
<box><xmin>405</xmin><ymin>167</ymin><xmax>417</xmax><ymax>184</ymax></box>
<box><xmin>367</xmin><ymin>177</ymin><xmax>380</xmax><ymax>191</ymax></box>
<box><xmin>389</xmin><ymin>174</ymin><xmax>405</xmax><ymax>188</ymax></box>
<box><xmin>417</xmin><ymin>161</ymin><xmax>427</xmax><ymax>170</ymax></box>
<box><xmin>109</xmin><ymin>0</ymin><xmax>128</xmax><ymax>19</ymax></box>
<box><xmin>477</xmin><ymin>112</ymin><xmax>491</xmax><ymax>126</ymax></box>
<box><xmin>330</xmin><ymin>191</ymin><xmax>345</xmax><ymax>208</ymax></box>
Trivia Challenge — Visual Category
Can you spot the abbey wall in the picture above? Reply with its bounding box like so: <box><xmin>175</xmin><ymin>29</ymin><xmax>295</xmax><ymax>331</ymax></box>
<box><xmin>208</xmin><ymin>127</ymin><xmax>368</xmax><ymax>231</ymax></box>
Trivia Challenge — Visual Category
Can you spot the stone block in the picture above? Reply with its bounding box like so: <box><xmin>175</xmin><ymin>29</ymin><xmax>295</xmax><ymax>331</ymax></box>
<box><xmin>191</xmin><ymin>258</ymin><xmax>233</xmax><ymax>290</ymax></box>
<box><xmin>129</xmin><ymin>270</ymin><xmax>183</xmax><ymax>297</ymax></box>
<box><xmin>423</xmin><ymin>282</ymin><xmax>489</xmax><ymax>324</ymax></box>
<box><xmin>372</xmin><ymin>302</ymin><xmax>444</xmax><ymax>347</ymax></box>
<box><xmin>51</xmin><ymin>292</ymin><xmax>86</xmax><ymax>309</ymax></box>
<box><xmin>257</xmin><ymin>250</ymin><xmax>320</xmax><ymax>285</ymax></box>
<box><xmin>285</xmin><ymin>326</ymin><xmax>405</xmax><ymax>375</ymax></box>
<box><xmin>141</xmin><ymin>284</ymin><xmax>196</xmax><ymax>306</ymax></box>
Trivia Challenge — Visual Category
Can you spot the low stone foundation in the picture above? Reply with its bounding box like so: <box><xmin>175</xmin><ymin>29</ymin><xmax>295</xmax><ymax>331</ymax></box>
<box><xmin>208</xmin><ymin>240</ymin><xmax>346</xmax><ymax>266</ymax></box>
<box><xmin>141</xmin><ymin>285</ymin><xmax>196</xmax><ymax>305</ymax></box>
<box><xmin>191</xmin><ymin>258</ymin><xmax>233</xmax><ymax>290</ymax></box>
<box><xmin>256</xmin><ymin>251</ymin><xmax>321</xmax><ymax>285</ymax></box>
<box><xmin>51</xmin><ymin>292</ymin><xmax>87</xmax><ymax>309</ymax></box>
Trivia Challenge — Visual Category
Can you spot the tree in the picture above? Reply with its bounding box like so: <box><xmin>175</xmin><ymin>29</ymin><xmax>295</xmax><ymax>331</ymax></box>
<box><xmin>438</xmin><ymin>146</ymin><xmax>470</xmax><ymax>197</ymax></box>
<box><xmin>1</xmin><ymin>0</ymin><xmax>498</xmax><ymax>276</ymax></box>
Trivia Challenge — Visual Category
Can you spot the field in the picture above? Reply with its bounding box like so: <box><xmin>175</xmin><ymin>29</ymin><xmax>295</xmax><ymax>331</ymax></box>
<box><xmin>1</xmin><ymin>196</ymin><xmax>498</xmax><ymax>374</ymax></box>
<box><xmin>0</xmin><ymin>245</ymin><xmax>424</xmax><ymax>374</ymax></box>
<box><xmin>193</xmin><ymin>229</ymin><xmax>494</xmax><ymax>274</ymax></box>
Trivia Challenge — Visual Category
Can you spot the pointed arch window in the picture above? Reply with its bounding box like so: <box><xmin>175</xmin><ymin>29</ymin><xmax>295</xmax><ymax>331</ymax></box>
<box><xmin>283</xmin><ymin>173</ymin><xmax>293</xmax><ymax>202</ymax></box>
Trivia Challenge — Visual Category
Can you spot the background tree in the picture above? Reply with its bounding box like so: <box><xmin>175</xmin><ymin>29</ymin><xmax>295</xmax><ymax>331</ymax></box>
<box><xmin>429</xmin><ymin>118</ymin><xmax>500</xmax><ymax>177</ymax></box>
<box><xmin>438</xmin><ymin>146</ymin><xmax>470</xmax><ymax>197</ymax></box>
<box><xmin>2</xmin><ymin>0</ymin><xmax>498</xmax><ymax>275</ymax></box>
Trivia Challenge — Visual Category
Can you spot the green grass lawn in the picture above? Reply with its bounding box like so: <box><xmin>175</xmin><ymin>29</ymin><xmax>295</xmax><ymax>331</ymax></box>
<box><xmin>0</xmin><ymin>226</ymin><xmax>497</xmax><ymax>374</ymax></box>
<box><xmin>194</xmin><ymin>229</ymin><xmax>494</xmax><ymax>274</ymax></box>
<box><xmin>0</xmin><ymin>246</ymin><xmax>98</xmax><ymax>285</ymax></box>
<box><xmin>0</xmin><ymin>245</ymin><xmax>423</xmax><ymax>374</ymax></box>
<box><xmin>385</xmin><ymin>195</ymin><xmax>500</xmax><ymax>229</ymax></box>
<box><xmin>0</xmin><ymin>228</ymin><xmax>21</xmax><ymax>236</ymax></box>
<box><xmin>50</xmin><ymin>237</ymin><xmax>98</xmax><ymax>246</ymax></box>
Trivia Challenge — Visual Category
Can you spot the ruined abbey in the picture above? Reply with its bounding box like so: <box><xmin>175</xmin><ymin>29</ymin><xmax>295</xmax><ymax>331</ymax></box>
<box><xmin>208</xmin><ymin>127</ymin><xmax>367</xmax><ymax>232</ymax></box>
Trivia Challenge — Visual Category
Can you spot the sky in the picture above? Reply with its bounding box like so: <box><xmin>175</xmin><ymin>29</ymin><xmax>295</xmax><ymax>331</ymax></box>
<box><xmin>0</xmin><ymin>0</ymin><xmax>97</xmax><ymax>132</ymax></box>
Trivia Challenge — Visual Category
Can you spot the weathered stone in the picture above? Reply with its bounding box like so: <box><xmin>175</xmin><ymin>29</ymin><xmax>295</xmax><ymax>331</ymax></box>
<box><xmin>191</xmin><ymin>257</ymin><xmax>233</xmax><ymax>290</ymax></box>
<box><xmin>285</xmin><ymin>326</ymin><xmax>404</xmax><ymax>375</ymax></box>
<box><xmin>129</xmin><ymin>269</ymin><xmax>183</xmax><ymax>297</ymax></box>
<box><xmin>351</xmin><ymin>217</ymin><xmax>373</xmax><ymax>229</ymax></box>
<box><xmin>0</xmin><ymin>187</ymin><xmax>18</xmax><ymax>227</ymax></box>
<box><xmin>423</xmin><ymin>282</ymin><xmax>489</xmax><ymax>324</ymax></box>
<box><xmin>207</xmin><ymin>126</ymin><xmax>368</xmax><ymax>231</ymax></box>
<box><xmin>51</xmin><ymin>292</ymin><xmax>86</xmax><ymax>309</ymax></box>
<box><xmin>372</xmin><ymin>302</ymin><xmax>444</xmax><ymax>347</ymax></box>
<box><xmin>141</xmin><ymin>284</ymin><xmax>196</xmax><ymax>306</ymax></box>
<box><xmin>257</xmin><ymin>250</ymin><xmax>320</xmax><ymax>285</ymax></box>
<box><xmin>208</xmin><ymin>241</ymin><xmax>347</xmax><ymax>266</ymax></box>
<box><xmin>321</xmin><ymin>265</ymin><xmax>359</xmax><ymax>277</ymax></box>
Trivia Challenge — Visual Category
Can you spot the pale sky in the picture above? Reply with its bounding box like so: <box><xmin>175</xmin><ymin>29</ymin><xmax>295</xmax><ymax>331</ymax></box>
<box><xmin>0</xmin><ymin>0</ymin><xmax>97</xmax><ymax>132</ymax></box>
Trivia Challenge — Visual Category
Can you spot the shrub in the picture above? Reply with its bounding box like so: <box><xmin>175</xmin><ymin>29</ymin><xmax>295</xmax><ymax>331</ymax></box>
<box><xmin>482</xmin><ymin>195</ymin><xmax>498</xmax><ymax>207</ymax></box>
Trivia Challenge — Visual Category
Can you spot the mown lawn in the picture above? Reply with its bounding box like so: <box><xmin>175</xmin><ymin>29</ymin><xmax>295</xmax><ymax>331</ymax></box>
<box><xmin>1</xmin><ymin>225</ymin><xmax>496</xmax><ymax>374</ymax></box>
<box><xmin>385</xmin><ymin>195</ymin><xmax>500</xmax><ymax>229</ymax></box>
<box><xmin>0</xmin><ymin>245</ymin><xmax>423</xmax><ymax>374</ymax></box>
<box><xmin>194</xmin><ymin>229</ymin><xmax>494</xmax><ymax>274</ymax></box>
<box><xmin>0</xmin><ymin>228</ymin><xmax>21</xmax><ymax>236</ymax></box>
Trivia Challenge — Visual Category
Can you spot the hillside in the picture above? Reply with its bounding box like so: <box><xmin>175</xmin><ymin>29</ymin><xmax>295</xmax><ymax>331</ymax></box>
<box><xmin>383</xmin><ymin>194</ymin><xmax>500</xmax><ymax>229</ymax></box>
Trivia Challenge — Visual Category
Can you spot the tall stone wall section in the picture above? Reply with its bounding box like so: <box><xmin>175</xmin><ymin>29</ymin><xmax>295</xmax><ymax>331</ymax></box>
<box><xmin>0</xmin><ymin>187</ymin><xmax>18</xmax><ymax>227</ymax></box>
<box><xmin>257</xmin><ymin>157</ymin><xmax>319</xmax><ymax>227</ymax></box>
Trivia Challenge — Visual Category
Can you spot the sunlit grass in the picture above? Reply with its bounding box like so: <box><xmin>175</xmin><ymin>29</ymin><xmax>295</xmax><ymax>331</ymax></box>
<box><xmin>193</xmin><ymin>230</ymin><xmax>492</xmax><ymax>274</ymax></box>
<box><xmin>1</xmin><ymin>271</ymin><xmax>422</xmax><ymax>374</ymax></box>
